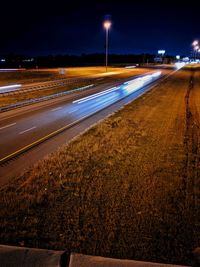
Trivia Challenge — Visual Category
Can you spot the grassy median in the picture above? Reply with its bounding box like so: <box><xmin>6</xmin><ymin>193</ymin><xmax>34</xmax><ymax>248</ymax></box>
<box><xmin>0</xmin><ymin>70</ymin><xmax>61</xmax><ymax>86</ymax></box>
<box><xmin>0</xmin><ymin>68</ymin><xmax>199</xmax><ymax>265</ymax></box>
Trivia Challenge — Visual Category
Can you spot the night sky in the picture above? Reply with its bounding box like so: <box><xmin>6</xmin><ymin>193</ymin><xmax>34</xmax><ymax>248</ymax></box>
<box><xmin>1</xmin><ymin>0</ymin><xmax>200</xmax><ymax>56</ymax></box>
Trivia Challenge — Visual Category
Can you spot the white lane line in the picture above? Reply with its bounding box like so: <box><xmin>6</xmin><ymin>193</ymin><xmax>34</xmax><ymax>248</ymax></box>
<box><xmin>0</xmin><ymin>122</ymin><xmax>16</xmax><ymax>130</ymax></box>
<box><xmin>69</xmin><ymin>108</ymin><xmax>79</xmax><ymax>114</ymax></box>
<box><xmin>51</xmin><ymin>107</ymin><xmax>62</xmax><ymax>112</ymax></box>
<box><xmin>19</xmin><ymin>126</ymin><xmax>36</xmax><ymax>135</ymax></box>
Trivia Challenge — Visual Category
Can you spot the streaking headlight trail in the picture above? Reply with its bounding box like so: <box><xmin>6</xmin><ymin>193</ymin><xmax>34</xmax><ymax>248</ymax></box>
<box><xmin>73</xmin><ymin>86</ymin><xmax>120</xmax><ymax>104</ymax></box>
<box><xmin>73</xmin><ymin>71</ymin><xmax>162</xmax><ymax>104</ymax></box>
<box><xmin>0</xmin><ymin>84</ymin><xmax>22</xmax><ymax>93</ymax></box>
<box><xmin>175</xmin><ymin>62</ymin><xmax>186</xmax><ymax>70</ymax></box>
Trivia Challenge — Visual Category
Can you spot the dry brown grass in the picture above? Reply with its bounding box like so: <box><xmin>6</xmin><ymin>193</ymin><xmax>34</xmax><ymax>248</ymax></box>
<box><xmin>0</xmin><ymin>68</ymin><xmax>199</xmax><ymax>265</ymax></box>
<box><xmin>0</xmin><ymin>70</ymin><xmax>61</xmax><ymax>86</ymax></box>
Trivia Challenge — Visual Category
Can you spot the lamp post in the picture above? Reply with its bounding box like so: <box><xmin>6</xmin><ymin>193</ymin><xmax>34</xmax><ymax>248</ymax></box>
<box><xmin>192</xmin><ymin>40</ymin><xmax>199</xmax><ymax>61</ymax></box>
<box><xmin>194</xmin><ymin>45</ymin><xmax>199</xmax><ymax>61</ymax></box>
<box><xmin>104</xmin><ymin>20</ymin><xmax>111</xmax><ymax>72</ymax></box>
<box><xmin>198</xmin><ymin>49</ymin><xmax>200</xmax><ymax>60</ymax></box>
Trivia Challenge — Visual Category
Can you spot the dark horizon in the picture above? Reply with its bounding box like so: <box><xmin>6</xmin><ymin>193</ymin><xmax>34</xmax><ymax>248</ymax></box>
<box><xmin>1</xmin><ymin>0</ymin><xmax>200</xmax><ymax>57</ymax></box>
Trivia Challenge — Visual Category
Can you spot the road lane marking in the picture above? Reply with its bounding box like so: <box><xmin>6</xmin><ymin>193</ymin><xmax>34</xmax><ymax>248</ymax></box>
<box><xmin>51</xmin><ymin>107</ymin><xmax>62</xmax><ymax>112</ymax></box>
<box><xmin>0</xmin><ymin>123</ymin><xmax>16</xmax><ymax>130</ymax></box>
<box><xmin>69</xmin><ymin>108</ymin><xmax>79</xmax><ymax>113</ymax></box>
<box><xmin>0</xmin><ymin>113</ymin><xmax>99</xmax><ymax>164</ymax></box>
<box><xmin>19</xmin><ymin>126</ymin><xmax>36</xmax><ymax>135</ymax></box>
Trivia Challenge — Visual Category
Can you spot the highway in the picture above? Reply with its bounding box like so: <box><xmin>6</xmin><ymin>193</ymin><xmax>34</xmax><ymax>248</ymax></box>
<box><xmin>0</xmin><ymin>69</ymin><xmax>170</xmax><ymax>185</ymax></box>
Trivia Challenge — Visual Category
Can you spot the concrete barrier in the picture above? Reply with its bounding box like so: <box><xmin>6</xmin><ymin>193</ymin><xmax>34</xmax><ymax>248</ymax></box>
<box><xmin>0</xmin><ymin>246</ymin><xmax>195</xmax><ymax>267</ymax></box>
<box><xmin>0</xmin><ymin>245</ymin><xmax>69</xmax><ymax>267</ymax></box>
<box><xmin>69</xmin><ymin>253</ymin><xmax>188</xmax><ymax>267</ymax></box>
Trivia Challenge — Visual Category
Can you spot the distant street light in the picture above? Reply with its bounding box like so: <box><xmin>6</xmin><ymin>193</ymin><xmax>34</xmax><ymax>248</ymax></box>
<box><xmin>192</xmin><ymin>40</ymin><xmax>198</xmax><ymax>47</ymax></box>
<box><xmin>194</xmin><ymin>45</ymin><xmax>199</xmax><ymax>60</ymax></box>
<box><xmin>192</xmin><ymin>40</ymin><xmax>199</xmax><ymax>60</ymax></box>
<box><xmin>104</xmin><ymin>20</ymin><xmax>111</xmax><ymax>72</ymax></box>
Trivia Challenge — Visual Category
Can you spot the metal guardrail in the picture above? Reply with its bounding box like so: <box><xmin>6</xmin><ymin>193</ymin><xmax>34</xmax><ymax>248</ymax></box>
<box><xmin>0</xmin><ymin>84</ymin><xmax>94</xmax><ymax>112</ymax></box>
<box><xmin>0</xmin><ymin>78</ymin><xmax>94</xmax><ymax>97</ymax></box>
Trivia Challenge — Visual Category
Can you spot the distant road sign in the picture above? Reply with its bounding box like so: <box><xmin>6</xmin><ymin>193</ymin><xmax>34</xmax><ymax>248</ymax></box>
<box><xmin>158</xmin><ymin>50</ymin><xmax>166</xmax><ymax>55</ymax></box>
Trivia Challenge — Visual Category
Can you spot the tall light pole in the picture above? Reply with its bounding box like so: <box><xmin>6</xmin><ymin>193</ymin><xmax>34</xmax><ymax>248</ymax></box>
<box><xmin>192</xmin><ymin>40</ymin><xmax>199</xmax><ymax>61</ymax></box>
<box><xmin>104</xmin><ymin>20</ymin><xmax>111</xmax><ymax>72</ymax></box>
<box><xmin>194</xmin><ymin>45</ymin><xmax>199</xmax><ymax>61</ymax></box>
<box><xmin>198</xmin><ymin>49</ymin><xmax>200</xmax><ymax>60</ymax></box>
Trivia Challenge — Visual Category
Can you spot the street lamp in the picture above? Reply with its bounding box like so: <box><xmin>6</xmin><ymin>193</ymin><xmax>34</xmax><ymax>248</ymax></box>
<box><xmin>193</xmin><ymin>40</ymin><xmax>198</xmax><ymax>47</ymax></box>
<box><xmin>192</xmin><ymin>40</ymin><xmax>199</xmax><ymax>60</ymax></box>
<box><xmin>194</xmin><ymin>45</ymin><xmax>199</xmax><ymax>61</ymax></box>
<box><xmin>104</xmin><ymin>20</ymin><xmax>111</xmax><ymax>72</ymax></box>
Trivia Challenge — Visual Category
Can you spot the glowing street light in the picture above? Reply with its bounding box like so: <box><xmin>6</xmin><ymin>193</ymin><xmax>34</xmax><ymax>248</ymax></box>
<box><xmin>192</xmin><ymin>40</ymin><xmax>199</xmax><ymax>60</ymax></box>
<box><xmin>104</xmin><ymin>20</ymin><xmax>111</xmax><ymax>72</ymax></box>
<box><xmin>192</xmin><ymin>40</ymin><xmax>198</xmax><ymax>46</ymax></box>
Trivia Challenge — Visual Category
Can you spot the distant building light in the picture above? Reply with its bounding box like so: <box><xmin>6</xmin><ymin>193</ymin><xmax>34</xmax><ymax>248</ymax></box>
<box><xmin>176</xmin><ymin>55</ymin><xmax>180</xmax><ymax>60</ymax></box>
<box><xmin>182</xmin><ymin>57</ymin><xmax>189</xmax><ymax>62</ymax></box>
<box><xmin>154</xmin><ymin>57</ymin><xmax>163</xmax><ymax>62</ymax></box>
<box><xmin>158</xmin><ymin>50</ymin><xmax>166</xmax><ymax>55</ymax></box>
<box><xmin>22</xmin><ymin>58</ymin><xmax>34</xmax><ymax>62</ymax></box>
<box><xmin>1</xmin><ymin>59</ymin><xmax>5</xmax><ymax>62</ymax></box>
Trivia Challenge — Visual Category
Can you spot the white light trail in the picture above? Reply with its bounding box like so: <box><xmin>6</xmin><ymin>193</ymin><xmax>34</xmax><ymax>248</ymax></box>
<box><xmin>72</xmin><ymin>71</ymin><xmax>162</xmax><ymax>105</ymax></box>
<box><xmin>0</xmin><ymin>84</ymin><xmax>21</xmax><ymax>90</ymax></box>
<box><xmin>0</xmin><ymin>84</ymin><xmax>22</xmax><ymax>93</ymax></box>
<box><xmin>0</xmin><ymin>69</ymin><xmax>25</xmax><ymax>72</ymax></box>
<box><xmin>73</xmin><ymin>86</ymin><xmax>120</xmax><ymax>104</ymax></box>
<box><xmin>175</xmin><ymin>62</ymin><xmax>186</xmax><ymax>69</ymax></box>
